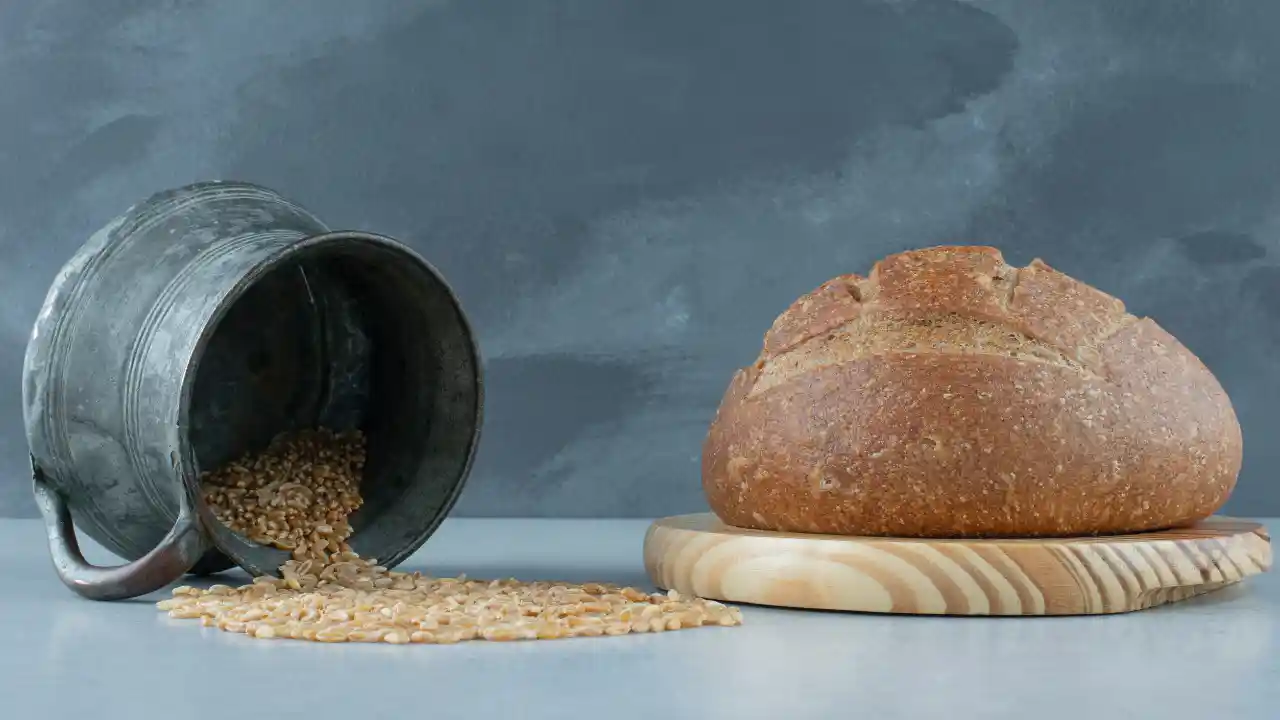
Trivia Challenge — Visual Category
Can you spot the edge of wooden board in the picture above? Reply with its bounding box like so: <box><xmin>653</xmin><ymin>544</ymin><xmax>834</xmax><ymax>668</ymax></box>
<box><xmin>643</xmin><ymin>514</ymin><xmax>1272</xmax><ymax>616</ymax></box>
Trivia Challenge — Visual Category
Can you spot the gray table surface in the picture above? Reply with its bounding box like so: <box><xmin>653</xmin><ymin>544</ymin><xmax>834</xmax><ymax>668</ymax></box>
<box><xmin>1</xmin><ymin>517</ymin><xmax>1276</xmax><ymax>720</ymax></box>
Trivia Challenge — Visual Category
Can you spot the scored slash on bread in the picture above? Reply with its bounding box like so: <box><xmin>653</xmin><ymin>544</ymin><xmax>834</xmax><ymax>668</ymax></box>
<box><xmin>702</xmin><ymin>245</ymin><xmax>1242</xmax><ymax>538</ymax></box>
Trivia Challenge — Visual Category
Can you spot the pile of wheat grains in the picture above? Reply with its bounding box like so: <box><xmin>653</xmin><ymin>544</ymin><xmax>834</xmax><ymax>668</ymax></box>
<box><xmin>157</xmin><ymin>428</ymin><xmax>742</xmax><ymax>644</ymax></box>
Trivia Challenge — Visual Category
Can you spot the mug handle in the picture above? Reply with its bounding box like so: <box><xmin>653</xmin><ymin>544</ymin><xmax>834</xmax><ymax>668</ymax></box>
<box><xmin>32</xmin><ymin>460</ymin><xmax>208</xmax><ymax>601</ymax></box>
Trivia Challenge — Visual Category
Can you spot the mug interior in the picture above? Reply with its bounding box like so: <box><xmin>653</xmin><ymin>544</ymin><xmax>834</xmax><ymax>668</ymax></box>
<box><xmin>182</xmin><ymin>233</ymin><xmax>482</xmax><ymax>577</ymax></box>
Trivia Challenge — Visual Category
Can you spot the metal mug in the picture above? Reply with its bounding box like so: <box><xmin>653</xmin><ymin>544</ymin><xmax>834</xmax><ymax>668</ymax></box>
<box><xmin>23</xmin><ymin>181</ymin><xmax>483</xmax><ymax>600</ymax></box>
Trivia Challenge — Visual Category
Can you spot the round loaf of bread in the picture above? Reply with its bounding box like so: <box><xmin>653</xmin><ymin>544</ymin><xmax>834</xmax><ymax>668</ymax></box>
<box><xmin>702</xmin><ymin>246</ymin><xmax>1242</xmax><ymax>538</ymax></box>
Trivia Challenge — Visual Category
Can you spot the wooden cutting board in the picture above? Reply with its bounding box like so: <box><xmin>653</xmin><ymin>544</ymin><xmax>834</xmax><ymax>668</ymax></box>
<box><xmin>643</xmin><ymin>513</ymin><xmax>1271</xmax><ymax>616</ymax></box>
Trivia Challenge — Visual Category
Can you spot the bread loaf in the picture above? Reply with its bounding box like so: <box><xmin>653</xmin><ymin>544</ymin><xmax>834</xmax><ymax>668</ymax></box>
<box><xmin>702</xmin><ymin>246</ymin><xmax>1242</xmax><ymax>538</ymax></box>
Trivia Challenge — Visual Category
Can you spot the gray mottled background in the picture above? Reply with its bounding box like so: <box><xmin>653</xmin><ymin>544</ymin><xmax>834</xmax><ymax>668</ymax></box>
<box><xmin>1</xmin><ymin>0</ymin><xmax>1277</xmax><ymax>518</ymax></box>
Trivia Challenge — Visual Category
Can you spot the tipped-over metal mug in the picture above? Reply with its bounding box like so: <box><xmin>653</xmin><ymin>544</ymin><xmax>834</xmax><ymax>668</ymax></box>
<box><xmin>23</xmin><ymin>181</ymin><xmax>483</xmax><ymax>600</ymax></box>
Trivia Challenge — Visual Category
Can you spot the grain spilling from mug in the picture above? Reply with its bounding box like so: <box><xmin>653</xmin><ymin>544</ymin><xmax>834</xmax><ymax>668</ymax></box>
<box><xmin>201</xmin><ymin>428</ymin><xmax>363</xmax><ymax>562</ymax></box>
<box><xmin>157</xmin><ymin>428</ymin><xmax>743</xmax><ymax>643</ymax></box>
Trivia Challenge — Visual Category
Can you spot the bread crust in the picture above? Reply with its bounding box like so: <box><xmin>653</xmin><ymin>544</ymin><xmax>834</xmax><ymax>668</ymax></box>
<box><xmin>702</xmin><ymin>246</ymin><xmax>1242</xmax><ymax>537</ymax></box>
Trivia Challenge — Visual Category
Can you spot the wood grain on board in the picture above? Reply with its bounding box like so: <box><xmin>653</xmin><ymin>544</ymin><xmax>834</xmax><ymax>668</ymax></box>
<box><xmin>644</xmin><ymin>514</ymin><xmax>1272</xmax><ymax>616</ymax></box>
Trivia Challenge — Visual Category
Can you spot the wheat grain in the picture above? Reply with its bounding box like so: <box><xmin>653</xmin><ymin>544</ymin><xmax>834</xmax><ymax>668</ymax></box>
<box><xmin>160</xmin><ymin>428</ymin><xmax>743</xmax><ymax>643</ymax></box>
